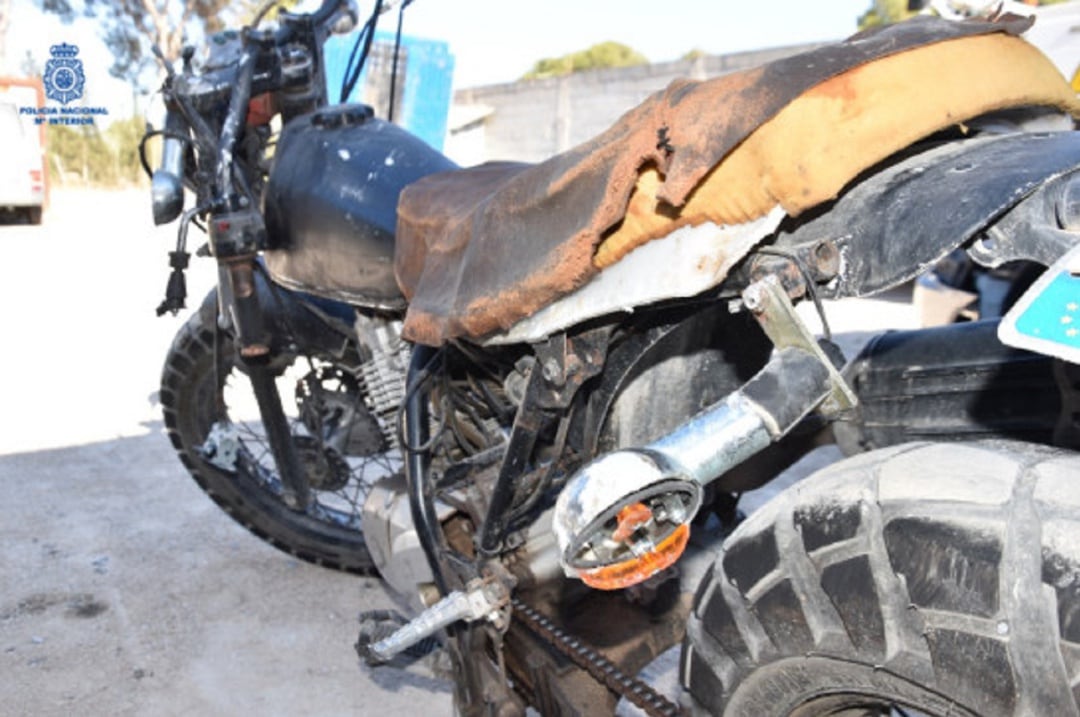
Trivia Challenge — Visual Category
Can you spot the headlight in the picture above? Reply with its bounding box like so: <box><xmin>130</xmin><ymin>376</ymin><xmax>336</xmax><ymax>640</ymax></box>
<box><xmin>146</xmin><ymin>91</ymin><xmax>187</xmax><ymax>226</ymax></box>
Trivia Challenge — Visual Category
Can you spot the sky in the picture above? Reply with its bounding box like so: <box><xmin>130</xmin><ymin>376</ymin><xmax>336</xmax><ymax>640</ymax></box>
<box><xmin>7</xmin><ymin>0</ymin><xmax>1076</xmax><ymax>118</ymax></box>
<box><xmin>5</xmin><ymin>0</ymin><xmax>873</xmax><ymax>115</ymax></box>
<box><xmin>394</xmin><ymin>0</ymin><xmax>873</xmax><ymax>87</ymax></box>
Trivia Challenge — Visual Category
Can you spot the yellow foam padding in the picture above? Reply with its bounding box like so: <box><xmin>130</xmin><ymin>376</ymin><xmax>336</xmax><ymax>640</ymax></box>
<box><xmin>595</xmin><ymin>33</ymin><xmax>1080</xmax><ymax>269</ymax></box>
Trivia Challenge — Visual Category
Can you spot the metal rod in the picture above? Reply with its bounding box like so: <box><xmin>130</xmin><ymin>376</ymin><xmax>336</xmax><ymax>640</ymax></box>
<box><xmin>247</xmin><ymin>365</ymin><xmax>310</xmax><ymax>510</ymax></box>
<box><xmin>403</xmin><ymin>345</ymin><xmax>449</xmax><ymax>595</ymax></box>
<box><xmin>477</xmin><ymin>368</ymin><xmax>549</xmax><ymax>557</ymax></box>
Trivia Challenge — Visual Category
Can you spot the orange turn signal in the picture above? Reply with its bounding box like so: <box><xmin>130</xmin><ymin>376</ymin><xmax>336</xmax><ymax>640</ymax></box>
<box><xmin>577</xmin><ymin>523</ymin><xmax>690</xmax><ymax>591</ymax></box>
<box><xmin>612</xmin><ymin>502</ymin><xmax>653</xmax><ymax>543</ymax></box>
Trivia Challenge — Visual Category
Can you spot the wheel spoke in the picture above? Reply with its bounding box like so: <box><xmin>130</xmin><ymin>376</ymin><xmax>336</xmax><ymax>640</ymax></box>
<box><xmin>214</xmin><ymin>356</ymin><xmax>403</xmax><ymax>533</ymax></box>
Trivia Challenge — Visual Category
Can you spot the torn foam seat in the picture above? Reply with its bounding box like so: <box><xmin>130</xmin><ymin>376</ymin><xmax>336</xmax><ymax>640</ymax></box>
<box><xmin>394</xmin><ymin>15</ymin><xmax>1080</xmax><ymax>347</ymax></box>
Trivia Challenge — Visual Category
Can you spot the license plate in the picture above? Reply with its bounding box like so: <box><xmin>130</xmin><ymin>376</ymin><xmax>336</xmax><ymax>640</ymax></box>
<box><xmin>999</xmin><ymin>244</ymin><xmax>1080</xmax><ymax>365</ymax></box>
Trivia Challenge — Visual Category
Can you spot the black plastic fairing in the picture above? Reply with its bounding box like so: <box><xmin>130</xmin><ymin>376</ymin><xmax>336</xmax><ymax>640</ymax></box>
<box><xmin>263</xmin><ymin>104</ymin><xmax>458</xmax><ymax>309</ymax></box>
<box><xmin>768</xmin><ymin>132</ymin><xmax>1080</xmax><ymax>300</ymax></box>
<box><xmin>835</xmin><ymin>320</ymin><xmax>1061</xmax><ymax>451</ymax></box>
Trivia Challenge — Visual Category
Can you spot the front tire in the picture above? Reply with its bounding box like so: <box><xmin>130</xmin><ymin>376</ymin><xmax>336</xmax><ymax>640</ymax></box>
<box><xmin>683</xmin><ymin>441</ymin><xmax>1080</xmax><ymax>716</ymax></box>
<box><xmin>160</xmin><ymin>295</ymin><xmax>396</xmax><ymax>573</ymax></box>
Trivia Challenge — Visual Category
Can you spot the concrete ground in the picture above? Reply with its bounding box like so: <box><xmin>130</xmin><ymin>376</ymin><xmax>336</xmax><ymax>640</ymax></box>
<box><xmin>0</xmin><ymin>190</ymin><xmax>918</xmax><ymax>716</ymax></box>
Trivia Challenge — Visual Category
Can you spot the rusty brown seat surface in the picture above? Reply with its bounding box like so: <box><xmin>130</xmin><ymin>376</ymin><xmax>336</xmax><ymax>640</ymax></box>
<box><xmin>395</xmin><ymin>16</ymin><xmax>1080</xmax><ymax>347</ymax></box>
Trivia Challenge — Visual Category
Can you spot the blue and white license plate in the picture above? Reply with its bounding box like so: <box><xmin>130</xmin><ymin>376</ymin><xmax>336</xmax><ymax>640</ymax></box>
<box><xmin>1000</xmin><ymin>243</ymin><xmax>1080</xmax><ymax>365</ymax></box>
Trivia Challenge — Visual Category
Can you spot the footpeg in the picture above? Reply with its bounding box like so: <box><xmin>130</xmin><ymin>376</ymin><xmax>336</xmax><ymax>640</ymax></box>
<box><xmin>356</xmin><ymin>610</ymin><xmax>440</xmax><ymax>666</ymax></box>
<box><xmin>362</xmin><ymin>577</ymin><xmax>510</xmax><ymax>664</ymax></box>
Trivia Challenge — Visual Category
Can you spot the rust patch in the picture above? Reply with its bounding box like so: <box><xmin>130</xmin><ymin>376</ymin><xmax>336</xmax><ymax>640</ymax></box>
<box><xmin>394</xmin><ymin>16</ymin><xmax>1059</xmax><ymax>346</ymax></box>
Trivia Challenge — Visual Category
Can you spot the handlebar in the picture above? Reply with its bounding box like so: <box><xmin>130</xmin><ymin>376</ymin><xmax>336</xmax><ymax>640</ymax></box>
<box><xmin>268</xmin><ymin>0</ymin><xmax>354</xmax><ymax>44</ymax></box>
<box><xmin>148</xmin><ymin>0</ymin><xmax>372</xmax><ymax>217</ymax></box>
<box><xmin>309</xmin><ymin>0</ymin><xmax>349</xmax><ymax>26</ymax></box>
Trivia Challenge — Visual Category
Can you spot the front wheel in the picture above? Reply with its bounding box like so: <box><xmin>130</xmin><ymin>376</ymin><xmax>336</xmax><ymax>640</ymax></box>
<box><xmin>683</xmin><ymin>441</ymin><xmax>1080</xmax><ymax>716</ymax></box>
<box><xmin>160</xmin><ymin>294</ymin><xmax>401</xmax><ymax>573</ymax></box>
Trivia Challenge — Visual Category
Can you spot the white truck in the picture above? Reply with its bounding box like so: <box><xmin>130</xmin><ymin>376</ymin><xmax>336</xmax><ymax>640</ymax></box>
<box><xmin>0</xmin><ymin>77</ymin><xmax>47</xmax><ymax>224</ymax></box>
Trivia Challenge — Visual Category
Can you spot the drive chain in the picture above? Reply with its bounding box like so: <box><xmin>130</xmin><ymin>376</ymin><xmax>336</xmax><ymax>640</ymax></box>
<box><xmin>510</xmin><ymin>596</ymin><xmax>684</xmax><ymax>717</ymax></box>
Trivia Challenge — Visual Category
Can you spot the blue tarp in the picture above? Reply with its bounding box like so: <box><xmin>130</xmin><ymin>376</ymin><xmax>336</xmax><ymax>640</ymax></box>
<box><xmin>323</xmin><ymin>31</ymin><xmax>454</xmax><ymax>151</ymax></box>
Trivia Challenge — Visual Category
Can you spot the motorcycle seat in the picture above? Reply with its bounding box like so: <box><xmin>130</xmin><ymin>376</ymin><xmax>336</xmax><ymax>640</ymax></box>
<box><xmin>395</xmin><ymin>16</ymin><xmax>1080</xmax><ymax>347</ymax></box>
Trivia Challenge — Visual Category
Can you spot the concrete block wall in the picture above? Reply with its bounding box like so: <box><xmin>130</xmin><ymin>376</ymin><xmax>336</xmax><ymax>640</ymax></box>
<box><xmin>450</xmin><ymin>42</ymin><xmax>823</xmax><ymax>165</ymax></box>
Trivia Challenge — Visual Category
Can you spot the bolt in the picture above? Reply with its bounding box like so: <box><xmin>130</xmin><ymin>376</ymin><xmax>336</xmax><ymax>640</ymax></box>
<box><xmin>742</xmin><ymin>284</ymin><xmax>766</xmax><ymax>313</ymax></box>
<box><xmin>813</xmin><ymin>240</ymin><xmax>840</xmax><ymax>277</ymax></box>
<box><xmin>541</xmin><ymin>357</ymin><xmax>562</xmax><ymax>384</ymax></box>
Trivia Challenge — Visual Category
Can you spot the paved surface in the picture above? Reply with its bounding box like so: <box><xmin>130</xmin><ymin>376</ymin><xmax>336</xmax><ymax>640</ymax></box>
<box><xmin>0</xmin><ymin>190</ymin><xmax>918</xmax><ymax>716</ymax></box>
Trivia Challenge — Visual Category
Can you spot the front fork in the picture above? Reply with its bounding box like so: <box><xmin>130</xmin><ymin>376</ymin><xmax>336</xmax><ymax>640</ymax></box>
<box><xmin>216</xmin><ymin>243</ymin><xmax>311</xmax><ymax>511</ymax></box>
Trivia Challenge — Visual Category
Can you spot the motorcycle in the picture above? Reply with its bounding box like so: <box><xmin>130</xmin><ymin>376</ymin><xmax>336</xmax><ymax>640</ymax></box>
<box><xmin>144</xmin><ymin>1</ymin><xmax>1080</xmax><ymax>714</ymax></box>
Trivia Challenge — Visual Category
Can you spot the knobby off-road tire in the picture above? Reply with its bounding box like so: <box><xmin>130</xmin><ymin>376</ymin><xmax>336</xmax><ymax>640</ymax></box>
<box><xmin>160</xmin><ymin>297</ymin><xmax>380</xmax><ymax>573</ymax></box>
<box><xmin>683</xmin><ymin>441</ymin><xmax>1080</xmax><ymax>716</ymax></box>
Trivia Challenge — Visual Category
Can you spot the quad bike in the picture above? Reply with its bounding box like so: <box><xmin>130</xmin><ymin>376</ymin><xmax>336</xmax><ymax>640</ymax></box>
<box><xmin>144</xmin><ymin>1</ymin><xmax>1080</xmax><ymax>714</ymax></box>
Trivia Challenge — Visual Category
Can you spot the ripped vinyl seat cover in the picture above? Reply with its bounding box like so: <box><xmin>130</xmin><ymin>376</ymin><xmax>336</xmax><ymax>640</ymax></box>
<box><xmin>394</xmin><ymin>16</ymin><xmax>1080</xmax><ymax>347</ymax></box>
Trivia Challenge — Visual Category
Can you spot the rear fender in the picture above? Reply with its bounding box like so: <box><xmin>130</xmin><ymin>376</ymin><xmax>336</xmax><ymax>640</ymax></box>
<box><xmin>768</xmin><ymin>132</ymin><xmax>1080</xmax><ymax>300</ymax></box>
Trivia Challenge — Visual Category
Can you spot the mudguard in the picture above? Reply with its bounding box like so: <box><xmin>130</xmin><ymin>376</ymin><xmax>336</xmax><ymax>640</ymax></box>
<box><xmin>771</xmin><ymin>132</ymin><xmax>1080</xmax><ymax>300</ymax></box>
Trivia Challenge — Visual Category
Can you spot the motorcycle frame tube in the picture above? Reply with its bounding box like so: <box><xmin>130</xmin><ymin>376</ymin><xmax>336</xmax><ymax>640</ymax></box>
<box><xmin>476</xmin><ymin>371</ymin><xmax>552</xmax><ymax>557</ymax></box>
<box><xmin>402</xmin><ymin>347</ymin><xmax>507</xmax><ymax>715</ymax></box>
<box><xmin>403</xmin><ymin>344</ymin><xmax>451</xmax><ymax>596</ymax></box>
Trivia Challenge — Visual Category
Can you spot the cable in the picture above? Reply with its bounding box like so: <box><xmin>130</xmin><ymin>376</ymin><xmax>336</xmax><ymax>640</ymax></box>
<box><xmin>137</xmin><ymin>129</ymin><xmax>191</xmax><ymax>179</ymax></box>
<box><xmin>755</xmin><ymin>246</ymin><xmax>833</xmax><ymax>341</ymax></box>
<box><xmin>387</xmin><ymin>0</ymin><xmax>408</xmax><ymax>122</ymax></box>
<box><xmin>339</xmin><ymin>0</ymin><xmax>384</xmax><ymax>103</ymax></box>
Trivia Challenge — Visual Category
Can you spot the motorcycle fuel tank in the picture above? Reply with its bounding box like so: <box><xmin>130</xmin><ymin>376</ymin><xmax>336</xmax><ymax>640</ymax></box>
<box><xmin>263</xmin><ymin>104</ymin><xmax>458</xmax><ymax>310</ymax></box>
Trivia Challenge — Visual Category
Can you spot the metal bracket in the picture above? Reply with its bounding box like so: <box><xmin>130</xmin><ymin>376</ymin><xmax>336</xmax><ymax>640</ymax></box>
<box><xmin>532</xmin><ymin>327</ymin><xmax>611</xmax><ymax>409</ymax></box>
<box><xmin>200</xmin><ymin>421</ymin><xmax>240</xmax><ymax>471</ymax></box>
<box><xmin>742</xmin><ymin>275</ymin><xmax>857</xmax><ymax>415</ymax></box>
<box><xmin>969</xmin><ymin>224</ymin><xmax>1079</xmax><ymax>270</ymax></box>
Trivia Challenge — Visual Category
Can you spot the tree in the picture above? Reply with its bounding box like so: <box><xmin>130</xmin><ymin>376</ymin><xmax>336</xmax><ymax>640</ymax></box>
<box><xmin>859</xmin><ymin>0</ymin><xmax>1069</xmax><ymax>29</ymax></box>
<box><xmin>37</xmin><ymin>0</ymin><xmax>235</xmax><ymax>88</ymax></box>
<box><xmin>523</xmin><ymin>41</ymin><xmax>648</xmax><ymax>80</ymax></box>
<box><xmin>47</xmin><ymin>115</ymin><xmax>147</xmax><ymax>186</ymax></box>
<box><xmin>858</xmin><ymin>0</ymin><xmax>915</xmax><ymax>29</ymax></box>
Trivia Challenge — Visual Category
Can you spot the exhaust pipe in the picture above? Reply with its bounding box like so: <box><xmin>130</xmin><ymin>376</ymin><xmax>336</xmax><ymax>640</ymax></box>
<box><xmin>554</xmin><ymin>345</ymin><xmax>834</xmax><ymax>590</ymax></box>
<box><xmin>553</xmin><ymin>275</ymin><xmax>858</xmax><ymax>589</ymax></box>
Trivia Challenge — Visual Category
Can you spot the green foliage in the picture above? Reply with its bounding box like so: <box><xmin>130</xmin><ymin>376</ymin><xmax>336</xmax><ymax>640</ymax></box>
<box><xmin>47</xmin><ymin>116</ymin><xmax>147</xmax><ymax>188</ymax></box>
<box><xmin>523</xmin><ymin>41</ymin><xmax>648</xmax><ymax>80</ymax></box>
<box><xmin>858</xmin><ymin>0</ymin><xmax>1069</xmax><ymax>29</ymax></box>
<box><xmin>858</xmin><ymin>0</ymin><xmax>915</xmax><ymax>30</ymax></box>
<box><xmin>38</xmin><ymin>0</ymin><xmax>237</xmax><ymax>88</ymax></box>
